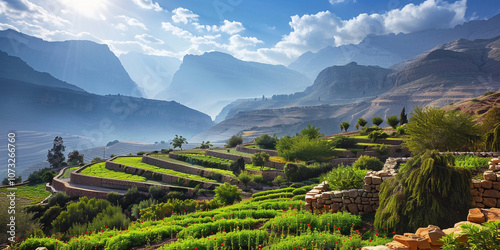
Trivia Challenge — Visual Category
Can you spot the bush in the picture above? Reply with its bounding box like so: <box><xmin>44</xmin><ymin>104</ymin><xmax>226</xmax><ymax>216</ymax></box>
<box><xmin>357</xmin><ymin>117</ymin><xmax>368</xmax><ymax>127</ymax></box>
<box><xmin>320</xmin><ymin>165</ymin><xmax>368</xmax><ymax>190</ymax></box>
<box><xmin>353</xmin><ymin>155</ymin><xmax>384</xmax><ymax>171</ymax></box>
<box><xmin>230</xmin><ymin>157</ymin><xmax>245</xmax><ymax>176</ymax></box>
<box><xmin>131</xmin><ymin>199</ymin><xmax>158</xmax><ymax>219</ymax></box>
<box><xmin>106</xmin><ymin>192</ymin><xmax>122</xmax><ymax>205</ymax></box>
<box><xmin>284</xmin><ymin>162</ymin><xmax>337</xmax><ymax>182</ymax></box>
<box><xmin>300</xmin><ymin>124</ymin><xmax>323</xmax><ymax>139</ymax></box>
<box><xmin>277</xmin><ymin>136</ymin><xmax>333</xmax><ymax>162</ymax></box>
<box><xmin>441</xmin><ymin>221</ymin><xmax>500</xmax><ymax>250</ymax></box>
<box><xmin>372</xmin><ymin>116</ymin><xmax>384</xmax><ymax>126</ymax></box>
<box><xmin>360</xmin><ymin>126</ymin><xmax>381</xmax><ymax>135</ymax></box>
<box><xmin>289</xmin><ymin>182</ymin><xmax>305</xmax><ymax>188</ymax></box>
<box><xmin>368</xmin><ymin>130</ymin><xmax>389</xmax><ymax>142</ymax></box>
<box><xmin>373</xmin><ymin>144</ymin><xmax>390</xmax><ymax>156</ymax></box>
<box><xmin>214</xmin><ymin>183</ymin><xmax>242</xmax><ymax>205</ymax></box>
<box><xmin>330</xmin><ymin>135</ymin><xmax>356</xmax><ymax>149</ymax></box>
<box><xmin>252</xmin><ymin>192</ymin><xmax>293</xmax><ymax>201</ymax></box>
<box><xmin>386</xmin><ymin>115</ymin><xmax>400</xmax><ymax>129</ymax></box>
<box><xmin>137</xmin><ymin>151</ymin><xmax>148</xmax><ymax>155</ymax></box>
<box><xmin>51</xmin><ymin>197</ymin><xmax>113</xmax><ymax>233</ymax></box>
<box><xmin>292</xmin><ymin>187</ymin><xmax>307</xmax><ymax>195</ymax></box>
<box><xmin>177</xmin><ymin>154</ymin><xmax>232</xmax><ymax>170</ymax></box>
<box><xmin>375</xmin><ymin>151</ymin><xmax>472</xmax><ymax>233</ymax></box>
<box><xmin>28</xmin><ymin>169</ymin><xmax>54</xmax><ymax>184</ymax></box>
<box><xmin>140</xmin><ymin>199</ymin><xmax>197</xmax><ymax>220</ymax></box>
<box><xmin>396</xmin><ymin>125</ymin><xmax>406</xmax><ymax>135</ymax></box>
<box><xmin>238</xmin><ymin>171</ymin><xmax>253</xmax><ymax>189</ymax></box>
<box><xmin>251</xmin><ymin>152</ymin><xmax>270</xmax><ymax>170</ymax></box>
<box><xmin>148</xmin><ymin>185</ymin><xmax>166</xmax><ymax>200</ymax></box>
<box><xmin>226</xmin><ymin>134</ymin><xmax>243</xmax><ymax>147</ymax></box>
<box><xmin>254</xmin><ymin>134</ymin><xmax>279</xmax><ymax>149</ymax></box>
<box><xmin>122</xmin><ymin>186</ymin><xmax>147</xmax><ymax>208</ymax></box>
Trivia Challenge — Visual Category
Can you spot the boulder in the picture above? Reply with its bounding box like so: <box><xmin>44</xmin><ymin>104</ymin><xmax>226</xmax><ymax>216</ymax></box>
<box><xmin>347</xmin><ymin>203</ymin><xmax>358</xmax><ymax>213</ymax></box>
<box><xmin>481</xmin><ymin>180</ymin><xmax>493</xmax><ymax>189</ymax></box>
<box><xmin>467</xmin><ymin>208</ymin><xmax>486</xmax><ymax>224</ymax></box>
<box><xmin>484</xmin><ymin>208</ymin><xmax>500</xmax><ymax>222</ymax></box>
<box><xmin>416</xmin><ymin>225</ymin><xmax>445</xmax><ymax>246</ymax></box>
<box><xmin>386</xmin><ymin>241</ymin><xmax>410</xmax><ymax>250</ymax></box>
<box><xmin>372</xmin><ymin>176</ymin><xmax>382</xmax><ymax>185</ymax></box>
<box><xmin>393</xmin><ymin>235</ymin><xmax>418</xmax><ymax>250</ymax></box>
<box><xmin>361</xmin><ymin>246</ymin><xmax>391</xmax><ymax>250</ymax></box>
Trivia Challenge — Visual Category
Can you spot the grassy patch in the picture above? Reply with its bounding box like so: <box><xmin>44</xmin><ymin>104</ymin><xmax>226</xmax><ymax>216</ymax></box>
<box><xmin>80</xmin><ymin>162</ymin><xmax>147</xmax><ymax>182</ymax></box>
<box><xmin>357</xmin><ymin>142</ymin><xmax>384</xmax><ymax>146</ymax></box>
<box><xmin>0</xmin><ymin>183</ymin><xmax>51</xmax><ymax>205</ymax></box>
<box><xmin>211</xmin><ymin>149</ymin><xmax>254</xmax><ymax>157</ymax></box>
<box><xmin>60</xmin><ymin>166</ymin><xmax>79</xmax><ymax>179</ymax></box>
<box><xmin>149</xmin><ymin>154</ymin><xmax>236</xmax><ymax>177</ymax></box>
<box><xmin>245</xmin><ymin>164</ymin><xmax>277</xmax><ymax>171</ymax></box>
<box><xmin>112</xmin><ymin>157</ymin><xmax>218</xmax><ymax>183</ymax></box>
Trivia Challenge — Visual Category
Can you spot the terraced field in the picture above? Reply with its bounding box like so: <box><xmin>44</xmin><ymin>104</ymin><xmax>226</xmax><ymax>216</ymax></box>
<box><xmin>150</xmin><ymin>154</ymin><xmax>236</xmax><ymax>177</ymax></box>
<box><xmin>80</xmin><ymin>162</ymin><xmax>147</xmax><ymax>182</ymax></box>
<box><xmin>112</xmin><ymin>157</ymin><xmax>218</xmax><ymax>183</ymax></box>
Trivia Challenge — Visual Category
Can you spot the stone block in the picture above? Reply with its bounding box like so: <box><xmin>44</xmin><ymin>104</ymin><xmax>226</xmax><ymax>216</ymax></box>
<box><xmin>361</xmin><ymin>246</ymin><xmax>390</xmax><ymax>250</ymax></box>
<box><xmin>344</xmin><ymin>199</ymin><xmax>351</xmax><ymax>204</ymax></box>
<box><xmin>481</xmin><ymin>180</ymin><xmax>493</xmax><ymax>189</ymax></box>
<box><xmin>467</xmin><ymin>208</ymin><xmax>486</xmax><ymax>224</ymax></box>
<box><xmin>364</xmin><ymin>176</ymin><xmax>372</xmax><ymax>185</ymax></box>
<box><xmin>472</xmin><ymin>179</ymin><xmax>482</xmax><ymax>188</ymax></box>
<box><xmin>332</xmin><ymin>198</ymin><xmax>343</xmax><ymax>202</ymax></box>
<box><xmin>483</xmin><ymin>197</ymin><xmax>497</xmax><ymax>207</ymax></box>
<box><xmin>347</xmin><ymin>204</ymin><xmax>358</xmax><ymax>213</ymax></box>
<box><xmin>325</xmin><ymin>199</ymin><xmax>333</xmax><ymax>204</ymax></box>
<box><xmin>317</xmin><ymin>198</ymin><xmax>325</xmax><ymax>204</ymax></box>
<box><xmin>321</xmin><ymin>192</ymin><xmax>331</xmax><ymax>199</ymax></box>
<box><xmin>349</xmin><ymin>189</ymin><xmax>359</xmax><ymax>197</ymax></box>
<box><xmin>364</xmin><ymin>204</ymin><xmax>374</xmax><ymax>213</ymax></box>
<box><xmin>376</xmin><ymin>185</ymin><xmax>381</xmax><ymax>191</ymax></box>
<box><xmin>305</xmin><ymin>195</ymin><xmax>314</xmax><ymax>203</ymax></box>
<box><xmin>394</xmin><ymin>235</ymin><xmax>418</xmax><ymax>250</ymax></box>
<box><xmin>476</xmin><ymin>202</ymin><xmax>485</xmax><ymax>208</ymax></box>
<box><xmin>385</xmin><ymin>241</ymin><xmax>409</xmax><ymax>250</ymax></box>
<box><xmin>483</xmin><ymin>189</ymin><xmax>500</xmax><ymax>198</ymax></box>
<box><xmin>367</xmin><ymin>193</ymin><xmax>373</xmax><ymax>197</ymax></box>
<box><xmin>355</xmin><ymin>197</ymin><xmax>361</xmax><ymax>203</ymax></box>
<box><xmin>470</xmin><ymin>188</ymin><xmax>479</xmax><ymax>196</ymax></box>
<box><xmin>427</xmin><ymin>228</ymin><xmax>446</xmax><ymax>246</ymax></box>
<box><xmin>372</xmin><ymin>176</ymin><xmax>382</xmax><ymax>184</ymax></box>
<box><xmin>484</xmin><ymin>171</ymin><xmax>497</xmax><ymax>181</ymax></box>
<box><xmin>331</xmin><ymin>203</ymin><xmax>341</xmax><ymax>212</ymax></box>
<box><xmin>333</xmin><ymin>191</ymin><xmax>343</xmax><ymax>197</ymax></box>
<box><xmin>492</xmin><ymin>182</ymin><xmax>500</xmax><ymax>190</ymax></box>
<box><xmin>491</xmin><ymin>158</ymin><xmax>500</xmax><ymax>164</ymax></box>
<box><xmin>479</xmin><ymin>188</ymin><xmax>484</xmax><ymax>193</ymax></box>
<box><xmin>473</xmin><ymin>196</ymin><xmax>483</xmax><ymax>203</ymax></box>
<box><xmin>484</xmin><ymin>208</ymin><xmax>500</xmax><ymax>222</ymax></box>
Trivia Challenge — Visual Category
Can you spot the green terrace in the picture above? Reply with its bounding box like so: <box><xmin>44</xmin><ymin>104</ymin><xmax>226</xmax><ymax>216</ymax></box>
<box><xmin>80</xmin><ymin>162</ymin><xmax>148</xmax><ymax>182</ymax></box>
<box><xmin>149</xmin><ymin>154</ymin><xmax>237</xmax><ymax>177</ymax></box>
<box><xmin>112</xmin><ymin>157</ymin><xmax>219</xmax><ymax>183</ymax></box>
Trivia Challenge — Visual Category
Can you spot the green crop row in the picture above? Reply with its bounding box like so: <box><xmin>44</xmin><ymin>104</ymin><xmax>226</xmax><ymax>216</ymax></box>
<box><xmin>80</xmin><ymin>162</ymin><xmax>147</xmax><ymax>182</ymax></box>
<box><xmin>252</xmin><ymin>187</ymin><xmax>294</xmax><ymax>198</ymax></box>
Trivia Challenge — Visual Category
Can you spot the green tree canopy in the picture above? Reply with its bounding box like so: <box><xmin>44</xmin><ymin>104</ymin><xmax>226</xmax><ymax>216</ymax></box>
<box><xmin>47</xmin><ymin>136</ymin><xmax>65</xmax><ymax>168</ymax></box>
<box><xmin>226</xmin><ymin>134</ymin><xmax>243</xmax><ymax>148</ymax></box>
<box><xmin>214</xmin><ymin>183</ymin><xmax>242</xmax><ymax>205</ymax></box>
<box><xmin>357</xmin><ymin>117</ymin><xmax>368</xmax><ymax>127</ymax></box>
<box><xmin>372</xmin><ymin>116</ymin><xmax>384</xmax><ymax>127</ymax></box>
<box><xmin>300</xmin><ymin>124</ymin><xmax>323</xmax><ymax>139</ymax></box>
<box><xmin>386</xmin><ymin>115</ymin><xmax>400</xmax><ymax>129</ymax></box>
<box><xmin>254</xmin><ymin>134</ymin><xmax>279</xmax><ymax>149</ymax></box>
<box><xmin>170</xmin><ymin>134</ymin><xmax>188</xmax><ymax>150</ymax></box>
<box><xmin>251</xmin><ymin>152</ymin><xmax>270</xmax><ymax>171</ymax></box>
<box><xmin>482</xmin><ymin>106</ymin><xmax>500</xmax><ymax>134</ymax></box>
<box><xmin>341</xmin><ymin>122</ymin><xmax>350</xmax><ymax>132</ymax></box>
<box><xmin>404</xmin><ymin>106</ymin><xmax>481</xmax><ymax>153</ymax></box>
<box><xmin>400</xmin><ymin>107</ymin><xmax>408</xmax><ymax>126</ymax></box>
<box><xmin>67</xmin><ymin>150</ymin><xmax>84</xmax><ymax>165</ymax></box>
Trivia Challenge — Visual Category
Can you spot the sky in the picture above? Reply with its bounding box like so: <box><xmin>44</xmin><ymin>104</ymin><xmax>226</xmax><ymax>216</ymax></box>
<box><xmin>0</xmin><ymin>0</ymin><xmax>499</xmax><ymax>66</ymax></box>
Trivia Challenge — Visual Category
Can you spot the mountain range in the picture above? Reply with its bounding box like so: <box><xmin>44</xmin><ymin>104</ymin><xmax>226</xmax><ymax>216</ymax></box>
<box><xmin>157</xmin><ymin>51</ymin><xmax>311</xmax><ymax>118</ymax></box>
<box><xmin>289</xmin><ymin>13</ymin><xmax>500</xmax><ymax>80</ymax></box>
<box><xmin>0</xmin><ymin>29</ymin><xmax>141</xmax><ymax>97</ymax></box>
<box><xmin>193</xmin><ymin>35</ymin><xmax>500</xmax><ymax>142</ymax></box>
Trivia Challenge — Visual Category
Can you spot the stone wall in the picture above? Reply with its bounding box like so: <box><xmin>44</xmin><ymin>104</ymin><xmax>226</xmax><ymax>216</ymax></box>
<box><xmin>235</xmin><ymin>146</ymin><xmax>278</xmax><ymax>156</ymax></box>
<box><xmin>142</xmin><ymin>155</ymin><xmax>239</xmax><ymax>186</ymax></box>
<box><xmin>52</xmin><ymin>178</ymin><xmax>109</xmax><ymax>199</ymax></box>
<box><xmin>246</xmin><ymin>169</ymin><xmax>284</xmax><ymax>182</ymax></box>
<box><xmin>305</xmin><ymin>169</ymin><xmax>395</xmax><ymax>213</ymax></box>
<box><xmin>105</xmin><ymin>160</ymin><xmax>219</xmax><ymax>190</ymax></box>
<box><xmin>205</xmin><ymin>150</ymin><xmax>286</xmax><ymax>170</ymax></box>
<box><xmin>470</xmin><ymin>158</ymin><xmax>500</xmax><ymax>208</ymax></box>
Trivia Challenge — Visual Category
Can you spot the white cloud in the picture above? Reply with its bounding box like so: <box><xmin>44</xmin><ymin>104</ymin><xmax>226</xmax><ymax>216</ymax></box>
<box><xmin>0</xmin><ymin>0</ymin><xmax>70</xmax><ymax>27</ymax></box>
<box><xmin>329</xmin><ymin>0</ymin><xmax>356</xmax><ymax>4</ymax></box>
<box><xmin>116</xmin><ymin>15</ymin><xmax>148</xmax><ymax>30</ymax></box>
<box><xmin>219</xmin><ymin>20</ymin><xmax>244</xmax><ymax>34</ymax></box>
<box><xmin>135</xmin><ymin>33</ymin><xmax>164</xmax><ymax>44</ymax></box>
<box><xmin>171</xmin><ymin>7</ymin><xmax>198</xmax><ymax>24</ymax></box>
<box><xmin>113</xmin><ymin>23</ymin><xmax>127</xmax><ymax>31</ymax></box>
<box><xmin>228</xmin><ymin>34</ymin><xmax>263</xmax><ymax>49</ymax></box>
<box><xmin>161</xmin><ymin>21</ymin><xmax>193</xmax><ymax>39</ymax></box>
<box><xmin>132</xmin><ymin>0</ymin><xmax>162</xmax><ymax>11</ymax></box>
<box><xmin>0</xmin><ymin>22</ymin><xmax>19</xmax><ymax>31</ymax></box>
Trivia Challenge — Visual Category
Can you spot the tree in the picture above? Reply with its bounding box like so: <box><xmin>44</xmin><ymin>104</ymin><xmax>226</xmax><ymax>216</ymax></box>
<box><xmin>357</xmin><ymin>117</ymin><xmax>368</xmax><ymax>128</ymax></box>
<box><xmin>251</xmin><ymin>152</ymin><xmax>270</xmax><ymax>171</ymax></box>
<box><xmin>254</xmin><ymin>134</ymin><xmax>279</xmax><ymax>149</ymax></box>
<box><xmin>386</xmin><ymin>115</ymin><xmax>400</xmax><ymax>129</ymax></box>
<box><xmin>238</xmin><ymin>171</ymin><xmax>253</xmax><ymax>190</ymax></box>
<box><xmin>372</xmin><ymin>116</ymin><xmax>384</xmax><ymax>127</ymax></box>
<box><xmin>226</xmin><ymin>134</ymin><xmax>243</xmax><ymax>148</ymax></box>
<box><xmin>482</xmin><ymin>107</ymin><xmax>500</xmax><ymax>134</ymax></box>
<box><xmin>375</xmin><ymin>151</ymin><xmax>472</xmax><ymax>233</ymax></box>
<box><xmin>200</xmin><ymin>141</ymin><xmax>213</xmax><ymax>149</ymax></box>
<box><xmin>300</xmin><ymin>124</ymin><xmax>323</xmax><ymax>139</ymax></box>
<box><xmin>341</xmin><ymin>122</ymin><xmax>350</xmax><ymax>132</ymax></box>
<box><xmin>214</xmin><ymin>183</ymin><xmax>242</xmax><ymax>205</ymax></box>
<box><xmin>230</xmin><ymin>157</ymin><xmax>245</xmax><ymax>176</ymax></box>
<box><xmin>355</xmin><ymin>123</ymin><xmax>359</xmax><ymax>130</ymax></box>
<box><xmin>339</xmin><ymin>123</ymin><xmax>343</xmax><ymax>132</ymax></box>
<box><xmin>400</xmin><ymin>107</ymin><xmax>408</xmax><ymax>126</ymax></box>
<box><xmin>253</xmin><ymin>175</ymin><xmax>263</xmax><ymax>189</ymax></box>
<box><xmin>47</xmin><ymin>136</ymin><xmax>65</xmax><ymax>168</ymax></box>
<box><xmin>91</xmin><ymin>157</ymin><xmax>102</xmax><ymax>163</ymax></box>
<box><xmin>170</xmin><ymin>134</ymin><xmax>188</xmax><ymax>150</ymax></box>
<box><xmin>274</xmin><ymin>175</ymin><xmax>285</xmax><ymax>187</ymax></box>
<box><xmin>404</xmin><ymin>106</ymin><xmax>481</xmax><ymax>153</ymax></box>
<box><xmin>485</xmin><ymin>124</ymin><xmax>500</xmax><ymax>152</ymax></box>
<box><xmin>67</xmin><ymin>150</ymin><xmax>84</xmax><ymax>165</ymax></box>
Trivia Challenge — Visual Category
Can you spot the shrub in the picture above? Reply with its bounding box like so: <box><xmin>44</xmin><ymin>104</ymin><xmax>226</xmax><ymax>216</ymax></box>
<box><xmin>140</xmin><ymin>199</ymin><xmax>197</xmax><ymax>220</ymax></box>
<box><xmin>252</xmin><ymin>192</ymin><xmax>293</xmax><ymax>201</ymax></box>
<box><xmin>292</xmin><ymin>187</ymin><xmax>307</xmax><ymax>196</ymax></box>
<box><xmin>230</xmin><ymin>157</ymin><xmax>246</xmax><ymax>176</ymax></box>
<box><xmin>341</xmin><ymin>122</ymin><xmax>351</xmax><ymax>131</ymax></box>
<box><xmin>238</xmin><ymin>171</ymin><xmax>253</xmax><ymax>189</ymax></box>
<box><xmin>28</xmin><ymin>168</ymin><xmax>54</xmax><ymax>184</ymax></box>
<box><xmin>106</xmin><ymin>192</ymin><xmax>122</xmax><ymax>205</ymax></box>
<box><xmin>300</xmin><ymin>124</ymin><xmax>323</xmax><ymax>139</ymax></box>
<box><xmin>375</xmin><ymin>151</ymin><xmax>472</xmax><ymax>233</ymax></box>
<box><xmin>274</xmin><ymin>175</ymin><xmax>286</xmax><ymax>187</ymax></box>
<box><xmin>373</xmin><ymin>144</ymin><xmax>390</xmax><ymax>156</ymax></box>
<box><xmin>254</xmin><ymin>134</ymin><xmax>279</xmax><ymax>149</ymax></box>
<box><xmin>177</xmin><ymin>154</ymin><xmax>232</xmax><ymax>170</ymax></box>
<box><xmin>91</xmin><ymin>157</ymin><xmax>102</xmax><ymax>163</ymax></box>
<box><xmin>284</xmin><ymin>162</ymin><xmax>337</xmax><ymax>182</ymax></box>
<box><xmin>372</xmin><ymin>116</ymin><xmax>384</xmax><ymax>126</ymax></box>
<box><xmin>214</xmin><ymin>183</ymin><xmax>242</xmax><ymax>205</ymax></box>
<box><xmin>441</xmin><ymin>221</ymin><xmax>500</xmax><ymax>250</ymax></box>
<box><xmin>360</xmin><ymin>126</ymin><xmax>381</xmax><ymax>135</ymax></box>
<box><xmin>404</xmin><ymin>106</ymin><xmax>481</xmax><ymax>153</ymax></box>
<box><xmin>482</xmin><ymin>107</ymin><xmax>500</xmax><ymax>134</ymax></box>
<box><xmin>484</xmin><ymin>124</ymin><xmax>500</xmax><ymax>152</ymax></box>
<box><xmin>386</xmin><ymin>115</ymin><xmax>400</xmax><ymax>129</ymax></box>
<box><xmin>368</xmin><ymin>130</ymin><xmax>389</xmax><ymax>142</ymax></box>
<box><xmin>226</xmin><ymin>134</ymin><xmax>243</xmax><ymax>147</ymax></box>
<box><xmin>122</xmin><ymin>186</ymin><xmax>147</xmax><ymax>208</ymax></box>
<box><xmin>148</xmin><ymin>185</ymin><xmax>166</xmax><ymax>200</ymax></box>
<box><xmin>277</xmin><ymin>136</ymin><xmax>333</xmax><ymax>162</ymax></box>
<box><xmin>137</xmin><ymin>151</ymin><xmax>148</xmax><ymax>155</ymax></box>
<box><xmin>51</xmin><ymin>197</ymin><xmax>113</xmax><ymax>233</ymax></box>
<box><xmin>357</xmin><ymin>117</ymin><xmax>368</xmax><ymax>127</ymax></box>
<box><xmin>320</xmin><ymin>165</ymin><xmax>368</xmax><ymax>190</ymax></box>
<box><xmin>353</xmin><ymin>155</ymin><xmax>384</xmax><ymax>171</ymax></box>
<box><xmin>396</xmin><ymin>125</ymin><xmax>406</xmax><ymax>135</ymax></box>
<box><xmin>253</xmin><ymin>174</ymin><xmax>263</xmax><ymax>189</ymax></box>
<box><xmin>131</xmin><ymin>199</ymin><xmax>158</xmax><ymax>219</ymax></box>
<box><xmin>251</xmin><ymin>152</ymin><xmax>270</xmax><ymax>170</ymax></box>
<box><xmin>330</xmin><ymin>135</ymin><xmax>356</xmax><ymax>149</ymax></box>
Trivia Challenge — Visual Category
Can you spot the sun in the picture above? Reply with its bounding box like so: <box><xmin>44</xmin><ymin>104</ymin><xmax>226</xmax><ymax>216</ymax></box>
<box><xmin>60</xmin><ymin>0</ymin><xmax>108</xmax><ymax>20</ymax></box>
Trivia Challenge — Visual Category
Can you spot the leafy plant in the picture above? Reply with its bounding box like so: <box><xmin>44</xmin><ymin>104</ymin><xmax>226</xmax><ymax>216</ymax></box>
<box><xmin>373</xmin><ymin>144</ymin><xmax>390</xmax><ymax>156</ymax></box>
<box><xmin>368</xmin><ymin>130</ymin><xmax>389</xmax><ymax>142</ymax></box>
<box><xmin>320</xmin><ymin>165</ymin><xmax>368</xmax><ymax>190</ymax></box>
<box><xmin>226</xmin><ymin>134</ymin><xmax>243</xmax><ymax>147</ymax></box>
<box><xmin>330</xmin><ymin>135</ymin><xmax>356</xmax><ymax>149</ymax></box>
<box><xmin>251</xmin><ymin>152</ymin><xmax>270</xmax><ymax>171</ymax></box>
<box><xmin>284</xmin><ymin>162</ymin><xmax>337</xmax><ymax>182</ymax></box>
<box><xmin>254</xmin><ymin>134</ymin><xmax>279</xmax><ymax>149</ymax></box>
<box><xmin>238</xmin><ymin>171</ymin><xmax>254</xmax><ymax>189</ymax></box>
<box><xmin>300</xmin><ymin>124</ymin><xmax>324</xmax><ymax>139</ymax></box>
<box><xmin>357</xmin><ymin>117</ymin><xmax>368</xmax><ymax>127</ymax></box>
<box><xmin>170</xmin><ymin>134</ymin><xmax>188</xmax><ymax>150</ymax></box>
<box><xmin>341</xmin><ymin>122</ymin><xmax>351</xmax><ymax>131</ymax></box>
<box><xmin>400</xmin><ymin>107</ymin><xmax>408</xmax><ymax>126</ymax></box>
<box><xmin>277</xmin><ymin>136</ymin><xmax>333</xmax><ymax>162</ymax></box>
<box><xmin>353</xmin><ymin>155</ymin><xmax>384</xmax><ymax>171</ymax></box>
<box><xmin>386</xmin><ymin>115</ymin><xmax>400</xmax><ymax>129</ymax></box>
<box><xmin>372</xmin><ymin>116</ymin><xmax>384</xmax><ymax>127</ymax></box>
<box><xmin>214</xmin><ymin>183</ymin><xmax>242</xmax><ymax>205</ymax></box>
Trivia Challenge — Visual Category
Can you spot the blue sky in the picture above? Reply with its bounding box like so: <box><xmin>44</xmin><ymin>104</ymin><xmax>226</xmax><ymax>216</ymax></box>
<box><xmin>0</xmin><ymin>0</ymin><xmax>499</xmax><ymax>65</ymax></box>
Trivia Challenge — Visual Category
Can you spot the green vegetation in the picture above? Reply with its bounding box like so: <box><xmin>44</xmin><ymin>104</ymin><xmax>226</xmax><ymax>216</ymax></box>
<box><xmin>341</xmin><ymin>121</ymin><xmax>350</xmax><ymax>132</ymax></box>
<box><xmin>170</xmin><ymin>134</ymin><xmax>188</xmax><ymax>150</ymax></box>
<box><xmin>320</xmin><ymin>165</ymin><xmax>368</xmax><ymax>190</ymax></box>
<box><xmin>300</xmin><ymin>124</ymin><xmax>324</xmax><ymax>139</ymax></box>
<box><xmin>359</xmin><ymin>126</ymin><xmax>382</xmax><ymax>136</ymax></box>
<box><xmin>150</xmin><ymin>154</ymin><xmax>236</xmax><ymax>177</ymax></box>
<box><xmin>178</xmin><ymin>153</ymin><xmax>232</xmax><ymax>169</ymax></box>
<box><xmin>386</xmin><ymin>114</ymin><xmax>400</xmax><ymax>129</ymax></box>
<box><xmin>112</xmin><ymin>157</ymin><xmax>217</xmax><ymax>183</ymax></box>
<box><xmin>368</xmin><ymin>130</ymin><xmax>389</xmax><ymax>142</ymax></box>
<box><xmin>372</xmin><ymin>116</ymin><xmax>384</xmax><ymax>127</ymax></box>
<box><xmin>244</xmin><ymin>164</ymin><xmax>276</xmax><ymax>171</ymax></box>
<box><xmin>353</xmin><ymin>155</ymin><xmax>384</xmax><ymax>171</ymax></box>
<box><xmin>375</xmin><ymin>151</ymin><xmax>472</xmax><ymax>233</ymax></box>
<box><xmin>373</xmin><ymin>144</ymin><xmax>390</xmax><ymax>156</ymax></box>
<box><xmin>357</xmin><ymin>117</ymin><xmax>368</xmax><ymax>127</ymax></box>
<box><xmin>276</xmin><ymin>135</ymin><xmax>333</xmax><ymax>162</ymax></box>
<box><xmin>0</xmin><ymin>183</ymin><xmax>50</xmax><ymax>205</ymax></box>
<box><xmin>284</xmin><ymin>162</ymin><xmax>337</xmax><ymax>182</ymax></box>
<box><xmin>485</xmin><ymin>124</ymin><xmax>500</xmax><ymax>152</ymax></box>
<box><xmin>330</xmin><ymin>135</ymin><xmax>356</xmax><ymax>149</ymax></box>
<box><xmin>214</xmin><ymin>182</ymin><xmax>242</xmax><ymax>205</ymax></box>
<box><xmin>227</xmin><ymin>134</ymin><xmax>243</xmax><ymax>147</ymax></box>
<box><xmin>251</xmin><ymin>152</ymin><xmax>270</xmax><ymax>171</ymax></box>
<box><xmin>61</xmin><ymin>166</ymin><xmax>79</xmax><ymax>179</ymax></box>
<box><xmin>80</xmin><ymin>162</ymin><xmax>147</xmax><ymax>182</ymax></box>
<box><xmin>254</xmin><ymin>134</ymin><xmax>279</xmax><ymax>149</ymax></box>
<box><xmin>441</xmin><ymin>221</ymin><xmax>500</xmax><ymax>249</ymax></box>
<box><xmin>404</xmin><ymin>106</ymin><xmax>481</xmax><ymax>153</ymax></box>
<box><xmin>454</xmin><ymin>155</ymin><xmax>490</xmax><ymax>171</ymax></box>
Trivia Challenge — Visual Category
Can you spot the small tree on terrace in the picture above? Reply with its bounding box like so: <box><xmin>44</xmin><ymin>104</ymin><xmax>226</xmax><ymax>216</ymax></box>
<box><xmin>47</xmin><ymin>136</ymin><xmax>65</xmax><ymax>168</ymax></box>
<box><xmin>357</xmin><ymin>117</ymin><xmax>368</xmax><ymax>127</ymax></box>
<box><xmin>400</xmin><ymin>107</ymin><xmax>408</xmax><ymax>126</ymax></box>
<box><xmin>226</xmin><ymin>134</ymin><xmax>243</xmax><ymax>148</ymax></box>
<box><xmin>238</xmin><ymin>171</ymin><xmax>253</xmax><ymax>190</ymax></box>
<box><xmin>341</xmin><ymin>122</ymin><xmax>350</xmax><ymax>132</ymax></box>
<box><xmin>301</xmin><ymin>124</ymin><xmax>323</xmax><ymax>139</ymax></box>
<box><xmin>251</xmin><ymin>152</ymin><xmax>270</xmax><ymax>171</ymax></box>
<box><xmin>339</xmin><ymin>124</ymin><xmax>344</xmax><ymax>132</ymax></box>
<box><xmin>372</xmin><ymin>116</ymin><xmax>384</xmax><ymax>127</ymax></box>
<box><xmin>67</xmin><ymin>150</ymin><xmax>84</xmax><ymax>165</ymax></box>
<box><xmin>170</xmin><ymin>135</ymin><xmax>188</xmax><ymax>150</ymax></box>
<box><xmin>386</xmin><ymin>115</ymin><xmax>400</xmax><ymax>129</ymax></box>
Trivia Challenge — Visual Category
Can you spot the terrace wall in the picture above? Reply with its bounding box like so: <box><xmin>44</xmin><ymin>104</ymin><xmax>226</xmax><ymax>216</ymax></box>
<box><xmin>246</xmin><ymin>169</ymin><xmax>284</xmax><ymax>182</ymax></box>
<box><xmin>205</xmin><ymin>150</ymin><xmax>286</xmax><ymax>170</ymax></box>
<box><xmin>235</xmin><ymin>146</ymin><xmax>278</xmax><ymax>156</ymax></box>
<box><xmin>142</xmin><ymin>155</ymin><xmax>240</xmax><ymax>186</ymax></box>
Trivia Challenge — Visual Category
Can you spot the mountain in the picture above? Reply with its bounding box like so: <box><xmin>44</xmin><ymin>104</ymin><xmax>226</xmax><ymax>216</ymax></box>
<box><xmin>289</xmin><ymin>14</ymin><xmax>500</xmax><ymax>79</ymax></box>
<box><xmin>0</xmin><ymin>29</ymin><xmax>141</xmax><ymax>96</ymax></box>
<box><xmin>157</xmin><ymin>51</ymin><xmax>311</xmax><ymax>118</ymax></box>
<box><xmin>196</xmin><ymin>36</ymin><xmax>500</xmax><ymax>142</ymax></box>
<box><xmin>443</xmin><ymin>90</ymin><xmax>500</xmax><ymax>121</ymax></box>
<box><xmin>0</xmin><ymin>78</ymin><xmax>214</xmax><ymax>144</ymax></box>
<box><xmin>0</xmin><ymin>50</ymin><xmax>83</xmax><ymax>92</ymax></box>
<box><xmin>119</xmin><ymin>52</ymin><xmax>182</xmax><ymax>99</ymax></box>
